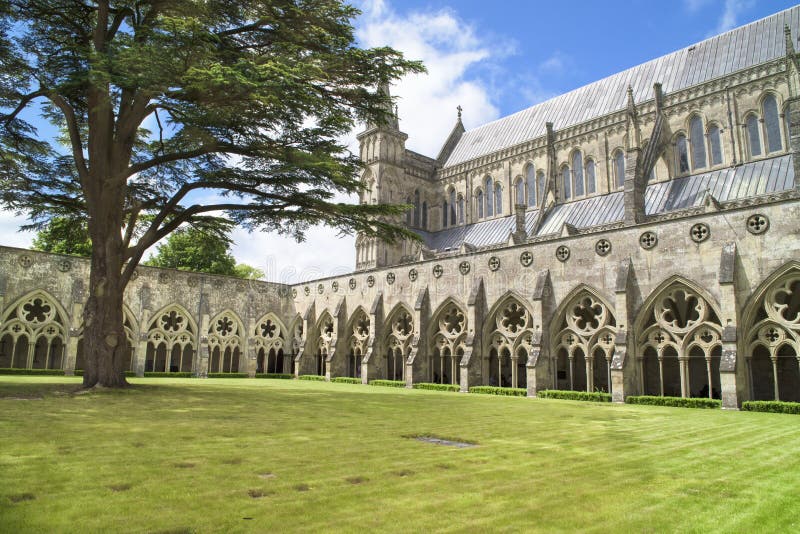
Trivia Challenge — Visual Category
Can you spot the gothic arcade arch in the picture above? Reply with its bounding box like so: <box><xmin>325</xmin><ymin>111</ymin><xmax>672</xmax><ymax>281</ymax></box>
<box><xmin>382</xmin><ymin>303</ymin><xmax>414</xmax><ymax>381</ymax></box>
<box><xmin>314</xmin><ymin>311</ymin><xmax>334</xmax><ymax>376</ymax></box>
<box><xmin>253</xmin><ymin>312</ymin><xmax>288</xmax><ymax>374</ymax></box>
<box><xmin>344</xmin><ymin>306</ymin><xmax>370</xmax><ymax>378</ymax></box>
<box><xmin>427</xmin><ymin>298</ymin><xmax>467</xmax><ymax>385</ymax></box>
<box><xmin>634</xmin><ymin>276</ymin><xmax>723</xmax><ymax>398</ymax></box>
<box><xmin>144</xmin><ymin>304</ymin><xmax>197</xmax><ymax>373</ymax></box>
<box><xmin>0</xmin><ymin>290</ymin><xmax>69</xmax><ymax>370</ymax></box>
<box><xmin>207</xmin><ymin>309</ymin><xmax>245</xmax><ymax>374</ymax></box>
<box><xmin>549</xmin><ymin>285</ymin><xmax>617</xmax><ymax>393</ymax></box>
<box><xmin>741</xmin><ymin>262</ymin><xmax>800</xmax><ymax>402</ymax></box>
<box><xmin>483</xmin><ymin>291</ymin><xmax>535</xmax><ymax>389</ymax></box>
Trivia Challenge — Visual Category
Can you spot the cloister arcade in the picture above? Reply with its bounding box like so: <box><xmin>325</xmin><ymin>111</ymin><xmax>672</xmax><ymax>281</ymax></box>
<box><xmin>253</xmin><ymin>313</ymin><xmax>286</xmax><ymax>374</ymax></box>
<box><xmin>206</xmin><ymin>310</ymin><xmax>244</xmax><ymax>374</ymax></box>
<box><xmin>144</xmin><ymin>305</ymin><xmax>197</xmax><ymax>373</ymax></box>
<box><xmin>484</xmin><ymin>293</ymin><xmax>535</xmax><ymax>389</ymax></box>
<box><xmin>428</xmin><ymin>299</ymin><xmax>467</xmax><ymax>385</ymax></box>
<box><xmin>0</xmin><ymin>291</ymin><xmax>68</xmax><ymax>371</ymax></box>
<box><xmin>383</xmin><ymin>305</ymin><xmax>414</xmax><ymax>382</ymax></box>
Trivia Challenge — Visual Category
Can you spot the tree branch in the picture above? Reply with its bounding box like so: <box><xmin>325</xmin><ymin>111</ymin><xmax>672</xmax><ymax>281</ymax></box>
<box><xmin>46</xmin><ymin>93</ymin><xmax>89</xmax><ymax>183</ymax></box>
<box><xmin>1</xmin><ymin>90</ymin><xmax>48</xmax><ymax>125</ymax></box>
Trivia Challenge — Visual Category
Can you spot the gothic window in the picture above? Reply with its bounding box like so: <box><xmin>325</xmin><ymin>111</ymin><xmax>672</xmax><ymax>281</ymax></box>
<box><xmin>449</xmin><ymin>188</ymin><xmax>456</xmax><ymax>225</ymax></box>
<box><xmin>708</xmin><ymin>124</ymin><xmax>723</xmax><ymax>166</ymax></box>
<box><xmin>561</xmin><ymin>165</ymin><xmax>571</xmax><ymax>200</ymax></box>
<box><xmin>413</xmin><ymin>190</ymin><xmax>421</xmax><ymax>227</ymax></box>
<box><xmin>405</xmin><ymin>196</ymin><xmax>413</xmax><ymax>226</ymax></box>
<box><xmin>784</xmin><ymin>105</ymin><xmax>791</xmax><ymax>146</ymax></box>
<box><xmin>315</xmin><ymin>312</ymin><xmax>335</xmax><ymax>377</ymax></box>
<box><xmin>536</xmin><ymin>170</ymin><xmax>546</xmax><ymax>203</ymax></box>
<box><xmin>746</xmin><ymin>114</ymin><xmax>762</xmax><ymax>158</ymax></box>
<box><xmin>636</xmin><ymin>283</ymin><xmax>722</xmax><ymax>399</ymax></box>
<box><xmin>0</xmin><ymin>291</ymin><xmax>67</xmax><ymax>370</ymax></box>
<box><xmin>745</xmin><ymin>271</ymin><xmax>800</xmax><ymax>402</ymax></box>
<box><xmin>763</xmin><ymin>94</ymin><xmax>783</xmax><ymax>153</ymax></box>
<box><xmin>422</xmin><ymin>201</ymin><xmax>428</xmax><ymax>229</ymax></box>
<box><xmin>487</xmin><ymin>297</ymin><xmax>535</xmax><ymax>389</ymax></box>
<box><xmin>477</xmin><ymin>189</ymin><xmax>484</xmax><ymax>219</ymax></box>
<box><xmin>515</xmin><ymin>177</ymin><xmax>525</xmax><ymax>205</ymax></box>
<box><xmin>526</xmin><ymin>164</ymin><xmax>536</xmax><ymax>207</ymax></box>
<box><xmin>675</xmin><ymin>134</ymin><xmax>690</xmax><ymax>175</ymax></box>
<box><xmin>347</xmin><ymin>309</ymin><xmax>370</xmax><ymax>379</ymax></box>
<box><xmin>613</xmin><ymin>149</ymin><xmax>625</xmax><ymax>188</ymax></box>
<box><xmin>552</xmin><ymin>291</ymin><xmax>616</xmax><ymax>393</ymax></box>
<box><xmin>144</xmin><ymin>305</ymin><xmax>196</xmax><ymax>374</ymax></box>
<box><xmin>572</xmin><ymin>151</ymin><xmax>584</xmax><ymax>197</ymax></box>
<box><xmin>689</xmin><ymin>115</ymin><xmax>706</xmax><ymax>169</ymax></box>
<box><xmin>384</xmin><ymin>306</ymin><xmax>414</xmax><ymax>381</ymax></box>
<box><xmin>494</xmin><ymin>182</ymin><xmax>502</xmax><ymax>214</ymax></box>
<box><xmin>457</xmin><ymin>194</ymin><xmax>465</xmax><ymax>224</ymax></box>
<box><xmin>441</xmin><ymin>200</ymin><xmax>448</xmax><ymax>228</ymax></box>
<box><xmin>485</xmin><ymin>176</ymin><xmax>494</xmax><ymax>217</ymax></box>
<box><xmin>585</xmin><ymin>159</ymin><xmax>596</xmax><ymax>195</ymax></box>
<box><xmin>430</xmin><ymin>302</ymin><xmax>467</xmax><ymax>385</ymax></box>
<box><xmin>207</xmin><ymin>311</ymin><xmax>243</xmax><ymax>374</ymax></box>
<box><xmin>253</xmin><ymin>313</ymin><xmax>286</xmax><ymax>374</ymax></box>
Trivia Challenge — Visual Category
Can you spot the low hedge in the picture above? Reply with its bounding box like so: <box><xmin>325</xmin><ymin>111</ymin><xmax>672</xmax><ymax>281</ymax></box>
<box><xmin>255</xmin><ymin>373</ymin><xmax>294</xmax><ymax>380</ymax></box>
<box><xmin>0</xmin><ymin>368</ymin><xmax>66</xmax><ymax>376</ymax></box>
<box><xmin>143</xmin><ymin>372</ymin><xmax>193</xmax><ymax>378</ymax></box>
<box><xmin>73</xmin><ymin>370</ymin><xmax>136</xmax><ymax>377</ymax></box>
<box><xmin>207</xmin><ymin>372</ymin><xmax>249</xmax><ymax>379</ymax></box>
<box><xmin>538</xmin><ymin>390</ymin><xmax>612</xmax><ymax>402</ymax></box>
<box><xmin>331</xmin><ymin>377</ymin><xmax>362</xmax><ymax>384</ymax></box>
<box><xmin>469</xmin><ymin>386</ymin><xmax>527</xmax><ymax>397</ymax></box>
<box><xmin>625</xmin><ymin>395</ymin><xmax>720</xmax><ymax>409</ymax></box>
<box><xmin>413</xmin><ymin>382</ymin><xmax>460</xmax><ymax>392</ymax></box>
<box><xmin>298</xmin><ymin>374</ymin><xmax>326</xmax><ymax>381</ymax></box>
<box><xmin>742</xmin><ymin>400</ymin><xmax>800</xmax><ymax>415</ymax></box>
<box><xmin>369</xmin><ymin>380</ymin><xmax>406</xmax><ymax>388</ymax></box>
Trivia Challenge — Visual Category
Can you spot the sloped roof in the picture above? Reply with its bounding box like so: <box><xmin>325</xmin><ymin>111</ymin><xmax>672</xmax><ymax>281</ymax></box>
<box><xmin>442</xmin><ymin>6</ymin><xmax>800</xmax><ymax>168</ymax></box>
<box><xmin>419</xmin><ymin>155</ymin><xmax>795</xmax><ymax>250</ymax></box>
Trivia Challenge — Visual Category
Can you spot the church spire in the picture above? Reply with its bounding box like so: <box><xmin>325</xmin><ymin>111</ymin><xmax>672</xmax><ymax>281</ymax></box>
<box><xmin>372</xmin><ymin>82</ymin><xmax>399</xmax><ymax>130</ymax></box>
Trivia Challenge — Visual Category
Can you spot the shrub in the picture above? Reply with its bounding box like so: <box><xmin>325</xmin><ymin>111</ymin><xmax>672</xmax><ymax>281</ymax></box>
<box><xmin>742</xmin><ymin>400</ymin><xmax>800</xmax><ymax>415</ymax></box>
<box><xmin>207</xmin><ymin>372</ymin><xmax>249</xmax><ymax>379</ymax></box>
<box><xmin>331</xmin><ymin>377</ymin><xmax>361</xmax><ymax>384</ymax></box>
<box><xmin>74</xmin><ymin>370</ymin><xmax>136</xmax><ymax>377</ymax></box>
<box><xmin>143</xmin><ymin>372</ymin><xmax>193</xmax><ymax>378</ymax></box>
<box><xmin>298</xmin><ymin>375</ymin><xmax>326</xmax><ymax>381</ymax></box>
<box><xmin>255</xmin><ymin>373</ymin><xmax>294</xmax><ymax>380</ymax></box>
<box><xmin>469</xmin><ymin>386</ymin><xmax>527</xmax><ymax>397</ymax></box>
<box><xmin>369</xmin><ymin>380</ymin><xmax>406</xmax><ymax>388</ymax></box>
<box><xmin>412</xmin><ymin>382</ymin><xmax>460</xmax><ymax>392</ymax></box>
<box><xmin>625</xmin><ymin>395</ymin><xmax>720</xmax><ymax>409</ymax></box>
<box><xmin>538</xmin><ymin>390</ymin><xmax>612</xmax><ymax>402</ymax></box>
<box><xmin>0</xmin><ymin>368</ymin><xmax>65</xmax><ymax>376</ymax></box>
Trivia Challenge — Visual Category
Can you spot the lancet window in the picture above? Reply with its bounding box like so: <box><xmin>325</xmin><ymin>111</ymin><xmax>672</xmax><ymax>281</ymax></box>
<box><xmin>207</xmin><ymin>311</ymin><xmax>243</xmax><ymax>374</ymax></box>
<box><xmin>430</xmin><ymin>302</ymin><xmax>467</xmax><ymax>385</ymax></box>
<box><xmin>0</xmin><ymin>292</ymin><xmax>67</xmax><ymax>370</ymax></box>
<box><xmin>347</xmin><ymin>309</ymin><xmax>370</xmax><ymax>378</ymax></box>
<box><xmin>487</xmin><ymin>297</ymin><xmax>534</xmax><ymax>389</ymax></box>
<box><xmin>254</xmin><ymin>313</ymin><xmax>286</xmax><ymax>374</ymax></box>
<box><xmin>144</xmin><ymin>306</ymin><xmax>195</xmax><ymax>373</ymax></box>
<box><xmin>384</xmin><ymin>307</ymin><xmax>414</xmax><ymax>381</ymax></box>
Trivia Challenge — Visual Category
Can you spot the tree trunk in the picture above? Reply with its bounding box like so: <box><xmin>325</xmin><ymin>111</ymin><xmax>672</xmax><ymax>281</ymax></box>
<box><xmin>82</xmin><ymin>228</ymin><xmax>130</xmax><ymax>388</ymax></box>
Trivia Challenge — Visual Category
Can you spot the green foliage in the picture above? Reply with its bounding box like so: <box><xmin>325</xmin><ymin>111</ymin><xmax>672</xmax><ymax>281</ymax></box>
<box><xmin>233</xmin><ymin>263</ymin><xmax>265</xmax><ymax>280</ymax></box>
<box><xmin>412</xmin><ymin>383</ymin><xmax>460</xmax><ymax>392</ymax></box>
<box><xmin>31</xmin><ymin>217</ymin><xmax>92</xmax><ymax>257</ymax></box>
<box><xmin>331</xmin><ymin>377</ymin><xmax>362</xmax><ymax>384</ymax></box>
<box><xmin>0</xmin><ymin>368</ymin><xmax>66</xmax><ymax>376</ymax></box>
<box><xmin>369</xmin><ymin>380</ymin><xmax>406</xmax><ymax>388</ymax></box>
<box><xmin>298</xmin><ymin>375</ymin><xmax>326</xmax><ymax>381</ymax></box>
<box><xmin>742</xmin><ymin>401</ymin><xmax>800</xmax><ymax>414</ymax></box>
<box><xmin>469</xmin><ymin>386</ymin><xmax>527</xmax><ymax>397</ymax></box>
<box><xmin>73</xmin><ymin>370</ymin><xmax>136</xmax><ymax>378</ymax></box>
<box><xmin>538</xmin><ymin>390</ymin><xmax>612</xmax><ymax>402</ymax></box>
<box><xmin>626</xmin><ymin>395</ymin><xmax>720</xmax><ymax>409</ymax></box>
<box><xmin>143</xmin><ymin>372</ymin><xmax>193</xmax><ymax>378</ymax></box>
<box><xmin>145</xmin><ymin>226</ymin><xmax>237</xmax><ymax>275</ymax></box>
<box><xmin>207</xmin><ymin>373</ymin><xmax>249</xmax><ymax>379</ymax></box>
<box><xmin>255</xmin><ymin>373</ymin><xmax>294</xmax><ymax>380</ymax></box>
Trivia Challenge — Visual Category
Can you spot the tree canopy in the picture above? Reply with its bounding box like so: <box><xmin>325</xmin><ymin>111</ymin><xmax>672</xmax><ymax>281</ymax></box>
<box><xmin>0</xmin><ymin>0</ymin><xmax>423</xmax><ymax>387</ymax></box>
<box><xmin>31</xmin><ymin>217</ymin><xmax>92</xmax><ymax>257</ymax></box>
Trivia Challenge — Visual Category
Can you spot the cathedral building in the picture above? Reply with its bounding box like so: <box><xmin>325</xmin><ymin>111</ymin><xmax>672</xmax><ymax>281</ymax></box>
<box><xmin>1</xmin><ymin>7</ymin><xmax>799</xmax><ymax>409</ymax></box>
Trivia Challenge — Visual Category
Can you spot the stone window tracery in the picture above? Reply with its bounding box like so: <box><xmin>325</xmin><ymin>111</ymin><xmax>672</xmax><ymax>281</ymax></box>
<box><xmin>144</xmin><ymin>306</ymin><xmax>195</xmax><ymax>373</ymax></box>
<box><xmin>613</xmin><ymin>149</ymin><xmax>625</xmax><ymax>188</ymax></box>
<box><xmin>690</xmin><ymin>115</ymin><xmax>707</xmax><ymax>170</ymax></box>
<box><xmin>0</xmin><ymin>292</ymin><xmax>67</xmax><ymax>370</ymax></box>
<box><xmin>763</xmin><ymin>94</ymin><xmax>783</xmax><ymax>154</ymax></box>
<box><xmin>487</xmin><ymin>298</ymin><xmax>534</xmax><ymax>389</ymax></box>
<box><xmin>207</xmin><ymin>311</ymin><xmax>243</xmax><ymax>374</ymax></box>
<box><xmin>708</xmin><ymin>123</ymin><xmax>723</xmax><ymax>165</ymax></box>
<box><xmin>675</xmin><ymin>134</ymin><xmax>690</xmax><ymax>175</ymax></box>
<box><xmin>430</xmin><ymin>302</ymin><xmax>467</xmax><ymax>385</ymax></box>
<box><xmin>637</xmin><ymin>284</ymin><xmax>722</xmax><ymax>399</ymax></box>
<box><xmin>254</xmin><ymin>313</ymin><xmax>286</xmax><ymax>374</ymax></box>
<box><xmin>526</xmin><ymin>164</ymin><xmax>536</xmax><ymax>207</ymax></box>
<box><xmin>746</xmin><ymin>114</ymin><xmax>762</xmax><ymax>158</ymax></box>
<box><xmin>572</xmin><ymin>151</ymin><xmax>584</xmax><ymax>197</ymax></box>
<box><xmin>552</xmin><ymin>292</ymin><xmax>617</xmax><ymax>393</ymax></box>
<box><xmin>384</xmin><ymin>307</ymin><xmax>414</xmax><ymax>381</ymax></box>
<box><xmin>561</xmin><ymin>165</ymin><xmax>571</xmax><ymax>200</ymax></box>
<box><xmin>315</xmin><ymin>312</ymin><xmax>334</xmax><ymax>376</ymax></box>
<box><xmin>745</xmin><ymin>272</ymin><xmax>800</xmax><ymax>402</ymax></box>
<box><xmin>585</xmin><ymin>159</ymin><xmax>596</xmax><ymax>195</ymax></box>
<box><xmin>346</xmin><ymin>309</ymin><xmax>370</xmax><ymax>378</ymax></box>
<box><xmin>485</xmin><ymin>176</ymin><xmax>494</xmax><ymax>217</ymax></box>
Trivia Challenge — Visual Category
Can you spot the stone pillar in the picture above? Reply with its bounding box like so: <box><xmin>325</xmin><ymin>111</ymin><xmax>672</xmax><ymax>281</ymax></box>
<box><xmin>460</xmin><ymin>279</ymin><xmax>485</xmax><ymax>393</ymax></box>
<box><xmin>527</xmin><ymin>269</ymin><xmax>554</xmax><ymax>397</ymax></box>
<box><xmin>623</xmin><ymin>148</ymin><xmax>644</xmax><ymax>224</ymax></box>
<box><xmin>134</xmin><ymin>309</ymin><xmax>150</xmax><ymax>376</ymax></box>
<box><xmin>611</xmin><ymin>259</ymin><xmax>638</xmax><ymax>403</ymax></box>
<box><xmin>718</xmin><ymin>242</ymin><xmax>741</xmax><ymax>409</ymax></box>
<box><xmin>64</xmin><ymin>329</ymin><xmax>80</xmax><ymax>376</ymax></box>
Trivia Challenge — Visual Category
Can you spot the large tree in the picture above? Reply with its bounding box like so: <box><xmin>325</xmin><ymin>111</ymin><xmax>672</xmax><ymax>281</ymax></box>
<box><xmin>0</xmin><ymin>1</ymin><xmax>422</xmax><ymax>388</ymax></box>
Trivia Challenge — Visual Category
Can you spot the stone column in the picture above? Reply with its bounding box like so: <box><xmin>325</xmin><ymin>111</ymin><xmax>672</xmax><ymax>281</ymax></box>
<box><xmin>134</xmin><ymin>309</ymin><xmax>150</xmax><ymax>376</ymax></box>
<box><xmin>526</xmin><ymin>269</ymin><xmax>553</xmax><ymax>398</ymax></box>
<box><xmin>64</xmin><ymin>328</ymin><xmax>80</xmax><ymax>376</ymax></box>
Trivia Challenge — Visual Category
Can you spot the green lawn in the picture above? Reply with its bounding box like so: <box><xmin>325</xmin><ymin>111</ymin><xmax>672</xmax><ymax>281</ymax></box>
<box><xmin>1</xmin><ymin>377</ymin><xmax>798</xmax><ymax>533</ymax></box>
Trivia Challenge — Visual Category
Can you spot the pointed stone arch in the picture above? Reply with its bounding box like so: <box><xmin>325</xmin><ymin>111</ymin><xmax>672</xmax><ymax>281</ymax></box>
<box><xmin>144</xmin><ymin>303</ymin><xmax>197</xmax><ymax>374</ymax></box>
<box><xmin>344</xmin><ymin>306</ymin><xmax>370</xmax><ymax>378</ymax></box>
<box><xmin>741</xmin><ymin>261</ymin><xmax>800</xmax><ymax>402</ymax></box>
<box><xmin>483</xmin><ymin>290</ymin><xmax>536</xmax><ymax>388</ymax></box>
<box><xmin>313</xmin><ymin>310</ymin><xmax>335</xmax><ymax>376</ymax></box>
<box><xmin>634</xmin><ymin>276</ymin><xmax>722</xmax><ymax>399</ymax></box>
<box><xmin>549</xmin><ymin>285</ymin><xmax>618</xmax><ymax>393</ymax></box>
<box><xmin>382</xmin><ymin>303</ymin><xmax>415</xmax><ymax>381</ymax></box>
<box><xmin>207</xmin><ymin>309</ymin><xmax>245</xmax><ymax>374</ymax></box>
<box><xmin>0</xmin><ymin>289</ymin><xmax>69</xmax><ymax>370</ymax></box>
<box><xmin>252</xmin><ymin>312</ymin><xmax>288</xmax><ymax>374</ymax></box>
<box><xmin>427</xmin><ymin>297</ymin><xmax>468</xmax><ymax>385</ymax></box>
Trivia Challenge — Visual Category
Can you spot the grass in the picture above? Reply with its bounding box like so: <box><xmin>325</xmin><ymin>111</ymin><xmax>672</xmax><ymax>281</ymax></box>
<box><xmin>1</xmin><ymin>377</ymin><xmax>799</xmax><ymax>533</ymax></box>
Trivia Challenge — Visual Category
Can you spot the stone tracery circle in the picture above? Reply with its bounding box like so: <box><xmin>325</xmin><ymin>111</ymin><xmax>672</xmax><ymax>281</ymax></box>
<box><xmin>555</xmin><ymin>246</ymin><xmax>570</xmax><ymax>262</ymax></box>
<box><xmin>488</xmin><ymin>256</ymin><xmax>501</xmax><ymax>271</ymax></box>
<box><xmin>690</xmin><ymin>222</ymin><xmax>710</xmax><ymax>243</ymax></box>
<box><xmin>639</xmin><ymin>231</ymin><xmax>658</xmax><ymax>250</ymax></box>
<box><xmin>746</xmin><ymin>214</ymin><xmax>769</xmax><ymax>235</ymax></box>
<box><xmin>595</xmin><ymin>239</ymin><xmax>611</xmax><ymax>257</ymax></box>
<box><xmin>408</xmin><ymin>268</ymin><xmax>418</xmax><ymax>281</ymax></box>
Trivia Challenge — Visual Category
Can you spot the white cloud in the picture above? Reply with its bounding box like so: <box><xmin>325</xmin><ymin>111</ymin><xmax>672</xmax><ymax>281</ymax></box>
<box><xmin>539</xmin><ymin>51</ymin><xmax>569</xmax><ymax>74</ymax></box>
<box><xmin>713</xmin><ymin>0</ymin><xmax>754</xmax><ymax>34</ymax></box>
<box><xmin>0</xmin><ymin>210</ymin><xmax>35</xmax><ymax>249</ymax></box>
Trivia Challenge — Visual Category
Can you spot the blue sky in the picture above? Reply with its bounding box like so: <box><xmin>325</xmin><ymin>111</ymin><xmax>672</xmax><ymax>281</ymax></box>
<box><xmin>1</xmin><ymin>0</ymin><xmax>797</xmax><ymax>282</ymax></box>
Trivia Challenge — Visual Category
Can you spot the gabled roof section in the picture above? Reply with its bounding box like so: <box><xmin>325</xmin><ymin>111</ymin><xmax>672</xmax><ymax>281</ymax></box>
<box><xmin>442</xmin><ymin>6</ymin><xmax>800</xmax><ymax>168</ymax></box>
<box><xmin>435</xmin><ymin>118</ymin><xmax>466</xmax><ymax>166</ymax></box>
